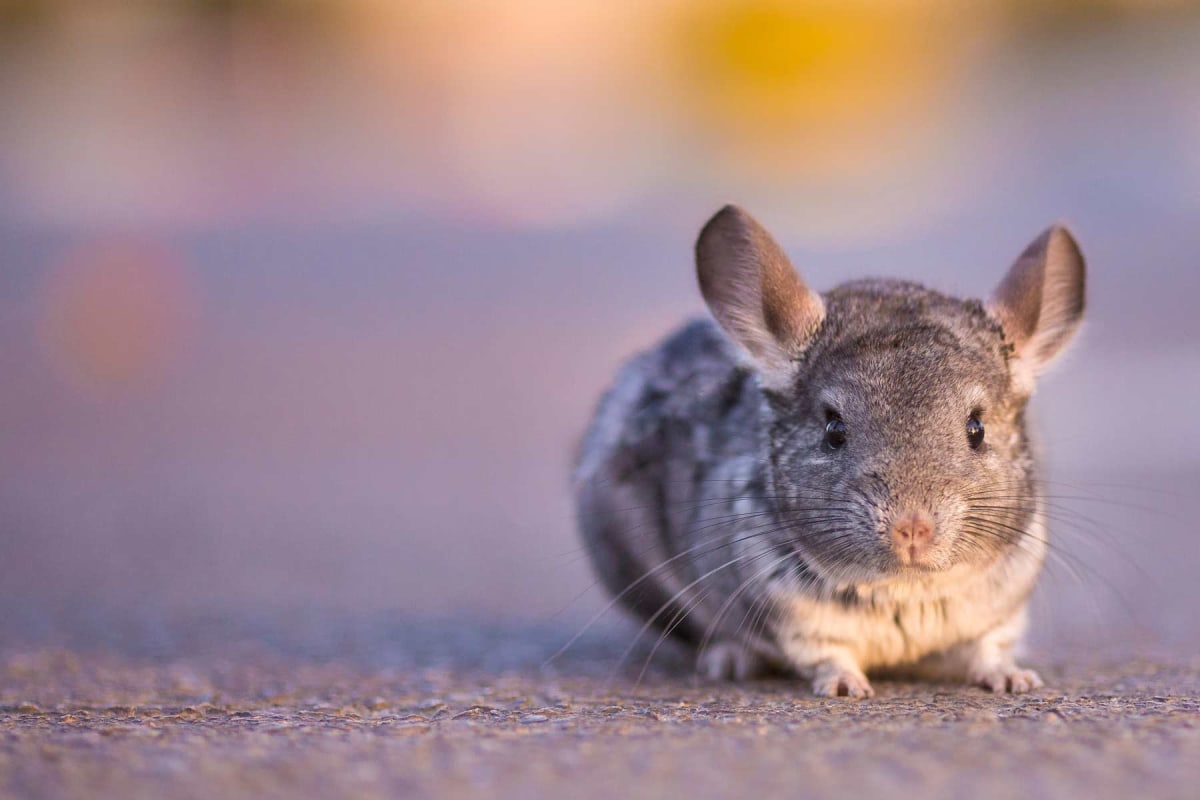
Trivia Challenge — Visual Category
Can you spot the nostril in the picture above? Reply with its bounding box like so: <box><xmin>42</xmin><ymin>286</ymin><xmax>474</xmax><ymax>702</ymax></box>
<box><xmin>890</xmin><ymin>510</ymin><xmax>935</xmax><ymax>555</ymax></box>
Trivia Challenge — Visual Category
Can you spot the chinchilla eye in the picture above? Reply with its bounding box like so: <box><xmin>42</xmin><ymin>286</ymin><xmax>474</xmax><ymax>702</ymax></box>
<box><xmin>825</xmin><ymin>418</ymin><xmax>847</xmax><ymax>450</ymax></box>
<box><xmin>967</xmin><ymin>415</ymin><xmax>985</xmax><ymax>450</ymax></box>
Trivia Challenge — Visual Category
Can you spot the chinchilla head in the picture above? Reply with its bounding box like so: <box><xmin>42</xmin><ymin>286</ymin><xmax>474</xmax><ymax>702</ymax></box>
<box><xmin>696</xmin><ymin>205</ymin><xmax>1086</xmax><ymax>584</ymax></box>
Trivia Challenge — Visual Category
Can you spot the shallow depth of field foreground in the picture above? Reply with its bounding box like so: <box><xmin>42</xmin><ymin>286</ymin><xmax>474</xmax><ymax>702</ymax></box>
<box><xmin>2</xmin><ymin>615</ymin><xmax>1199</xmax><ymax>799</ymax></box>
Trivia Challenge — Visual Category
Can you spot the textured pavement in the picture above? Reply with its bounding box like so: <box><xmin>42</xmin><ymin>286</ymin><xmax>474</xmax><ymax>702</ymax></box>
<box><xmin>1</xmin><ymin>618</ymin><xmax>1198</xmax><ymax>799</ymax></box>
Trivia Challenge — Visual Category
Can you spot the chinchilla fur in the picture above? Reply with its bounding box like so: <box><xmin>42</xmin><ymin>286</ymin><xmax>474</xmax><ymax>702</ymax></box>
<box><xmin>574</xmin><ymin>205</ymin><xmax>1086</xmax><ymax>697</ymax></box>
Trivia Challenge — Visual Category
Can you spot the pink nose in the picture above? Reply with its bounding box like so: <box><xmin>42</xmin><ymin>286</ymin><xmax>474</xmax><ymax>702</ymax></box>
<box><xmin>891</xmin><ymin>510</ymin><xmax>935</xmax><ymax>564</ymax></box>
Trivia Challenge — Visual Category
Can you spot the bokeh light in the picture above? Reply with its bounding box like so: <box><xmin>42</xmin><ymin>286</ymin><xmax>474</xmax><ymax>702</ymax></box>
<box><xmin>38</xmin><ymin>240</ymin><xmax>195</xmax><ymax>392</ymax></box>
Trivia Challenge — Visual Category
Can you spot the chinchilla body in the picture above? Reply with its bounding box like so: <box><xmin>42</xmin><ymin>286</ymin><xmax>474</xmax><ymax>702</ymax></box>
<box><xmin>574</xmin><ymin>206</ymin><xmax>1085</xmax><ymax>697</ymax></box>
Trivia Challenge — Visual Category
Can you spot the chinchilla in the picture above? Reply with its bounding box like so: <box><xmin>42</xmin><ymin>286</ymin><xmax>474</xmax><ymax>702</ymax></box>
<box><xmin>574</xmin><ymin>205</ymin><xmax>1085</xmax><ymax>697</ymax></box>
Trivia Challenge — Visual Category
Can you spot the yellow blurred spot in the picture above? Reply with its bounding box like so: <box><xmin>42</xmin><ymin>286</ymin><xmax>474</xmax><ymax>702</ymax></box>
<box><xmin>677</xmin><ymin>1</ymin><xmax>991</xmax><ymax>182</ymax></box>
<box><xmin>39</xmin><ymin>240</ymin><xmax>195</xmax><ymax>391</ymax></box>
<box><xmin>707</xmin><ymin>3</ymin><xmax>883</xmax><ymax>92</ymax></box>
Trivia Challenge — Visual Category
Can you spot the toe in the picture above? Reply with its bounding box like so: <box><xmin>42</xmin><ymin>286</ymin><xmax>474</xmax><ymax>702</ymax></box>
<box><xmin>1008</xmin><ymin>669</ymin><xmax>1044</xmax><ymax>694</ymax></box>
<box><xmin>812</xmin><ymin>671</ymin><xmax>873</xmax><ymax>699</ymax></box>
<box><xmin>698</xmin><ymin>647</ymin><xmax>735</xmax><ymax>682</ymax></box>
<box><xmin>698</xmin><ymin>643</ymin><xmax>761</xmax><ymax>682</ymax></box>
<box><xmin>842</xmin><ymin>676</ymin><xmax>875</xmax><ymax>699</ymax></box>
<box><xmin>973</xmin><ymin>668</ymin><xmax>1044</xmax><ymax>694</ymax></box>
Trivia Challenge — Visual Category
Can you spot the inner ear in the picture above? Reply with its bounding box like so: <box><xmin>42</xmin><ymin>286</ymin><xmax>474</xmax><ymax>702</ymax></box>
<box><xmin>988</xmin><ymin>224</ymin><xmax>1086</xmax><ymax>383</ymax></box>
<box><xmin>695</xmin><ymin>205</ymin><xmax>825</xmax><ymax>390</ymax></box>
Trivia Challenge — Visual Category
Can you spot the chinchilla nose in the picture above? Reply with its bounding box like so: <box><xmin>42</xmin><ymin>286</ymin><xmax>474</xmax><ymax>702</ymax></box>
<box><xmin>890</xmin><ymin>510</ymin><xmax>935</xmax><ymax>565</ymax></box>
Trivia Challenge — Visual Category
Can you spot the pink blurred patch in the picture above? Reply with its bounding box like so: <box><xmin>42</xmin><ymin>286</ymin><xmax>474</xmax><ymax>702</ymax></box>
<box><xmin>38</xmin><ymin>239</ymin><xmax>197</xmax><ymax>394</ymax></box>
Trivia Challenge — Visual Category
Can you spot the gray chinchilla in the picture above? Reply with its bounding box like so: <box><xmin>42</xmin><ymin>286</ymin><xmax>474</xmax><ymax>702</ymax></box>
<box><xmin>574</xmin><ymin>205</ymin><xmax>1085</xmax><ymax>697</ymax></box>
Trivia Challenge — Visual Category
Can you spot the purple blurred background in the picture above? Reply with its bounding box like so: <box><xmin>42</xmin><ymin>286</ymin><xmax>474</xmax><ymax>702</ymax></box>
<box><xmin>1</xmin><ymin>0</ymin><xmax>1198</xmax><ymax>655</ymax></box>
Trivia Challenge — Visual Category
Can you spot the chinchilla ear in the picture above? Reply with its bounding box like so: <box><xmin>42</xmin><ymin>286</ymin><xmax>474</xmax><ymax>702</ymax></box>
<box><xmin>695</xmin><ymin>205</ymin><xmax>825</xmax><ymax>391</ymax></box>
<box><xmin>988</xmin><ymin>224</ymin><xmax>1086</xmax><ymax>388</ymax></box>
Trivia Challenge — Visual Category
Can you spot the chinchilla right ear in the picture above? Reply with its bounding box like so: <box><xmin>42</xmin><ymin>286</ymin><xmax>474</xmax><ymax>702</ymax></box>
<box><xmin>695</xmin><ymin>205</ymin><xmax>825</xmax><ymax>391</ymax></box>
<box><xmin>987</xmin><ymin>224</ymin><xmax>1087</xmax><ymax>391</ymax></box>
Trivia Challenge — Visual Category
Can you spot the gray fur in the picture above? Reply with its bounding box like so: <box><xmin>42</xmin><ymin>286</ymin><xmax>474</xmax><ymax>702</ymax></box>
<box><xmin>574</xmin><ymin>206</ymin><xmax>1086</xmax><ymax>697</ymax></box>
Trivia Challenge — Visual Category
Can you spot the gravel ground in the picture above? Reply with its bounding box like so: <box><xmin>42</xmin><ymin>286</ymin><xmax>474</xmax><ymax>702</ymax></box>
<box><xmin>1</xmin><ymin>617</ymin><xmax>1198</xmax><ymax>799</ymax></box>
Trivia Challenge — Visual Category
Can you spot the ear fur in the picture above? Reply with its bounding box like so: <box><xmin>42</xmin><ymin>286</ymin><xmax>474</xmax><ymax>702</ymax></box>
<box><xmin>695</xmin><ymin>205</ymin><xmax>825</xmax><ymax>391</ymax></box>
<box><xmin>987</xmin><ymin>224</ymin><xmax>1086</xmax><ymax>390</ymax></box>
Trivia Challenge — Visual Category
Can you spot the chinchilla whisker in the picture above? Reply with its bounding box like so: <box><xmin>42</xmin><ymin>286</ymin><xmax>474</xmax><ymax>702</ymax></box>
<box><xmin>695</xmin><ymin>556</ymin><xmax>788</xmax><ymax>662</ymax></box>
<box><xmin>633</xmin><ymin>580</ymin><xmax>722</xmax><ymax>687</ymax></box>
<box><xmin>569</xmin><ymin>498</ymin><xmax>859</xmax><ymax>558</ymax></box>
<box><xmin>602</xmin><ymin>507</ymin><xmax>856</xmax><ymax>574</ymax></box>
<box><xmin>707</xmin><ymin>546</ymin><xmax>836</xmax><ymax>667</ymax></box>
<box><xmin>608</xmin><ymin>543</ymin><xmax>791</xmax><ymax>686</ymax></box>
<box><xmin>545</xmin><ymin>515</ymin><xmax>814</xmax><ymax>667</ymax></box>
<box><xmin>963</xmin><ymin>526</ymin><xmax>1078</xmax><ymax>575</ymax></box>
<box><xmin>586</xmin><ymin>473</ymin><xmax>859</xmax><ymax>504</ymax></box>
<box><xmin>966</xmin><ymin>484</ymin><xmax>1170</xmax><ymax>517</ymax></box>
<box><xmin>693</xmin><ymin>543</ymin><xmax>828</xmax><ymax>683</ymax></box>
<box><xmin>967</xmin><ymin>504</ymin><xmax>1113</xmax><ymax>543</ymax></box>
<box><xmin>965</xmin><ymin>492</ymin><xmax>1146</xmax><ymax>513</ymax></box>
<box><xmin>960</xmin><ymin>515</ymin><xmax>1147</xmax><ymax>597</ymax></box>
<box><xmin>546</xmin><ymin>512</ymin><xmax>815</xmax><ymax>626</ymax></box>
<box><xmin>732</xmin><ymin>600</ymin><xmax>776</xmax><ymax>674</ymax></box>
<box><xmin>977</xmin><ymin>475</ymin><xmax>1176</xmax><ymax>497</ymax></box>
<box><xmin>577</xmin><ymin>491</ymin><xmax>858</xmax><ymax>520</ymax></box>
<box><xmin>549</xmin><ymin>514</ymin><xmax>767</xmax><ymax>566</ymax></box>
<box><xmin>546</xmin><ymin>535</ymin><xmax>770</xmax><ymax>666</ymax></box>
<box><xmin>798</xmin><ymin>536</ymin><xmax>859</xmax><ymax>579</ymax></box>
<box><xmin>542</xmin><ymin>506</ymin><xmax>856</xmax><ymax>622</ymax></box>
<box><xmin>970</xmin><ymin>502</ymin><xmax>1163</xmax><ymax>568</ymax></box>
<box><xmin>1017</xmin><ymin>539</ymin><xmax>1138</xmax><ymax>625</ymax></box>
<box><xmin>958</xmin><ymin>518</ymin><xmax>1134</xmax><ymax>612</ymax></box>
<box><xmin>567</xmin><ymin>504</ymin><xmax>859</xmax><ymax>578</ymax></box>
<box><xmin>627</xmin><ymin>518</ymin><xmax>844</xmax><ymax>685</ymax></box>
<box><xmin>632</xmin><ymin>549</ymin><xmax>787</xmax><ymax>687</ymax></box>
<box><xmin>554</xmin><ymin>502</ymin><xmax>828</xmax><ymax>572</ymax></box>
<box><xmin>959</xmin><ymin>522</ymin><xmax>1092</xmax><ymax>590</ymax></box>
<box><xmin>550</xmin><ymin>488</ymin><xmax>862</xmax><ymax>572</ymax></box>
<box><xmin>545</xmin><ymin>529</ymin><xmax>765</xmax><ymax>622</ymax></box>
<box><xmin>964</xmin><ymin>505</ymin><xmax>1146</xmax><ymax>576</ymax></box>
<box><xmin>734</xmin><ymin>558</ymin><xmax>807</xmax><ymax>662</ymax></box>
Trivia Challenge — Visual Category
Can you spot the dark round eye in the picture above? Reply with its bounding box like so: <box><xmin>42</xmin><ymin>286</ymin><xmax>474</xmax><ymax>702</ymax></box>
<box><xmin>967</xmin><ymin>416</ymin><xmax>985</xmax><ymax>450</ymax></box>
<box><xmin>825</xmin><ymin>418</ymin><xmax>847</xmax><ymax>450</ymax></box>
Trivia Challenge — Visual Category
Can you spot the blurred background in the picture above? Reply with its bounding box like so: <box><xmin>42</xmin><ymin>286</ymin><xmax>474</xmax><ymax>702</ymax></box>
<box><xmin>1</xmin><ymin>0</ymin><xmax>1198</xmax><ymax>659</ymax></box>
